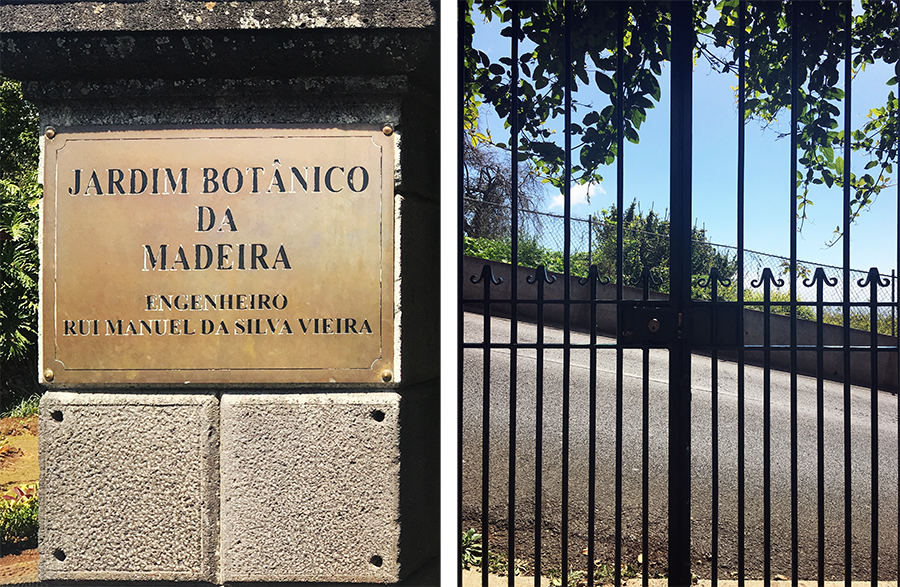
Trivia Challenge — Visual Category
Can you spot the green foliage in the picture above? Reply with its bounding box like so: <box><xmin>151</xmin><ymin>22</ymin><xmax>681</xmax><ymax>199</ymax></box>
<box><xmin>818</xmin><ymin>306</ymin><xmax>894</xmax><ymax>335</ymax></box>
<box><xmin>464</xmin><ymin>1</ymin><xmax>669</xmax><ymax>190</ymax></box>
<box><xmin>1</xmin><ymin>78</ymin><xmax>39</xmax><ymax>181</ymax></box>
<box><xmin>464</xmin><ymin>235</ymin><xmax>512</xmax><ymax>265</ymax></box>
<box><xmin>0</xmin><ymin>484</ymin><xmax>38</xmax><ymax>549</ymax></box>
<box><xmin>1</xmin><ymin>392</ymin><xmax>40</xmax><ymax>419</ymax></box>
<box><xmin>464</xmin><ymin>202</ymin><xmax>736</xmax><ymax>294</ymax></box>
<box><xmin>1</xmin><ymin>77</ymin><xmax>42</xmax><ymax>402</ymax></box>
<box><xmin>460</xmin><ymin>528</ymin><xmax>527</xmax><ymax>576</ymax></box>
<box><xmin>461</xmin><ymin>528</ymin><xmax>483</xmax><ymax>569</ymax></box>
<box><xmin>1</xmin><ymin>170</ymin><xmax>40</xmax><ymax>360</ymax></box>
<box><xmin>739</xmin><ymin>289</ymin><xmax>817</xmax><ymax>321</ymax></box>
<box><xmin>702</xmin><ymin>0</ymin><xmax>898</xmax><ymax>235</ymax></box>
<box><xmin>465</xmin><ymin>1</ymin><xmax>899</xmax><ymax>234</ymax></box>
<box><xmin>589</xmin><ymin>200</ymin><xmax>737</xmax><ymax>293</ymax></box>
<box><xmin>467</xmin><ymin>216</ymin><xmax>896</xmax><ymax>335</ymax></box>
<box><xmin>547</xmin><ymin>562</ymin><xmax>638</xmax><ymax>587</ymax></box>
<box><xmin>464</xmin><ymin>234</ymin><xmax>568</xmax><ymax>275</ymax></box>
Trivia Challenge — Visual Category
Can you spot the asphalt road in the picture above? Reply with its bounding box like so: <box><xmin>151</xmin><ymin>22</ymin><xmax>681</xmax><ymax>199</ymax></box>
<box><xmin>461</xmin><ymin>312</ymin><xmax>899</xmax><ymax>581</ymax></box>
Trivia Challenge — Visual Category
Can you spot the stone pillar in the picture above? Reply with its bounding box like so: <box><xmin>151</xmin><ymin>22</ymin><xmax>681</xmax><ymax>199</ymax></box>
<box><xmin>0</xmin><ymin>1</ymin><xmax>439</xmax><ymax>583</ymax></box>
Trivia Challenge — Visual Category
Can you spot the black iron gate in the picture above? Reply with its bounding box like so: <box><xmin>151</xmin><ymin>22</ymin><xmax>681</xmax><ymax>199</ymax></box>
<box><xmin>460</xmin><ymin>1</ymin><xmax>898</xmax><ymax>586</ymax></box>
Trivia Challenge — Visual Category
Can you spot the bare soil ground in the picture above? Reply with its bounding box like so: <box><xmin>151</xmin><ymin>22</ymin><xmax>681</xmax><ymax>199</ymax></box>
<box><xmin>0</xmin><ymin>414</ymin><xmax>39</xmax><ymax>585</ymax></box>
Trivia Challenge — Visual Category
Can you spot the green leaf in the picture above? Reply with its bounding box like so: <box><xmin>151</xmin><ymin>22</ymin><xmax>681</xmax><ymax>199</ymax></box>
<box><xmin>595</xmin><ymin>71</ymin><xmax>615</xmax><ymax>95</ymax></box>
<box><xmin>624</xmin><ymin>125</ymin><xmax>639</xmax><ymax>144</ymax></box>
<box><xmin>583</xmin><ymin>111</ymin><xmax>600</xmax><ymax>126</ymax></box>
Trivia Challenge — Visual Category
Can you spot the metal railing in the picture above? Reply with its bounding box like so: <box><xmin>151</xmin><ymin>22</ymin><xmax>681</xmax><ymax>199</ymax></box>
<box><xmin>460</xmin><ymin>2</ymin><xmax>899</xmax><ymax>586</ymax></box>
<box><xmin>464</xmin><ymin>198</ymin><xmax>898</xmax><ymax>335</ymax></box>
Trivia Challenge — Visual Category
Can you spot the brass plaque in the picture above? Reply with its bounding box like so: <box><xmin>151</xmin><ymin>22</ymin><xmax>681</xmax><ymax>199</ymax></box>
<box><xmin>40</xmin><ymin>128</ymin><xmax>395</xmax><ymax>385</ymax></box>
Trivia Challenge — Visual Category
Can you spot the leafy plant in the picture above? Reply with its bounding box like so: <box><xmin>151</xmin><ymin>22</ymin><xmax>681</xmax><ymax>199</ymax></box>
<box><xmin>464</xmin><ymin>1</ymin><xmax>899</xmax><ymax>239</ymax></box>
<box><xmin>1</xmin><ymin>392</ymin><xmax>40</xmax><ymax>418</ymax></box>
<box><xmin>461</xmin><ymin>528</ymin><xmax>483</xmax><ymax>569</ymax></box>
<box><xmin>0</xmin><ymin>484</ymin><xmax>38</xmax><ymax>548</ymax></box>
<box><xmin>1</xmin><ymin>170</ymin><xmax>40</xmax><ymax>361</ymax></box>
<box><xmin>590</xmin><ymin>200</ymin><xmax>737</xmax><ymax>293</ymax></box>
<box><xmin>464</xmin><ymin>234</ymin><xmax>568</xmax><ymax>274</ymax></box>
<box><xmin>460</xmin><ymin>528</ymin><xmax>527</xmax><ymax>577</ymax></box>
<box><xmin>1</xmin><ymin>77</ymin><xmax>42</xmax><ymax>407</ymax></box>
<box><xmin>548</xmin><ymin>561</ymin><xmax>640</xmax><ymax>587</ymax></box>
<box><xmin>548</xmin><ymin>568</ymin><xmax>586</xmax><ymax>587</ymax></box>
<box><xmin>464</xmin><ymin>199</ymin><xmax>736</xmax><ymax>291</ymax></box>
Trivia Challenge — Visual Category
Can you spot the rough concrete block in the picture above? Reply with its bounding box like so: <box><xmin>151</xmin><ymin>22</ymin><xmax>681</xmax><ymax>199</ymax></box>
<box><xmin>221</xmin><ymin>392</ymin><xmax>407</xmax><ymax>583</ymax></box>
<box><xmin>38</xmin><ymin>392</ymin><xmax>218</xmax><ymax>582</ymax></box>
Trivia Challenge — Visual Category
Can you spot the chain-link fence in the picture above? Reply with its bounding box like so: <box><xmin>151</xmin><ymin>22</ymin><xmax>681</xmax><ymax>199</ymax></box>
<box><xmin>464</xmin><ymin>199</ymin><xmax>899</xmax><ymax>335</ymax></box>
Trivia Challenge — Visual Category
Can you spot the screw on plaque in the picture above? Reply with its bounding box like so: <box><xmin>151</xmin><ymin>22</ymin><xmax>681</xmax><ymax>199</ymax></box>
<box><xmin>44</xmin><ymin>368</ymin><xmax>54</xmax><ymax>382</ymax></box>
<box><xmin>45</xmin><ymin>127</ymin><xmax>56</xmax><ymax>139</ymax></box>
<box><xmin>381</xmin><ymin>369</ymin><xmax>393</xmax><ymax>382</ymax></box>
<box><xmin>382</xmin><ymin>124</ymin><xmax>394</xmax><ymax>136</ymax></box>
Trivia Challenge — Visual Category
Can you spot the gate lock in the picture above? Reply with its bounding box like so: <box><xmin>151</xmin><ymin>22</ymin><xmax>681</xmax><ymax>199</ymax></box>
<box><xmin>619</xmin><ymin>304</ymin><xmax>680</xmax><ymax>348</ymax></box>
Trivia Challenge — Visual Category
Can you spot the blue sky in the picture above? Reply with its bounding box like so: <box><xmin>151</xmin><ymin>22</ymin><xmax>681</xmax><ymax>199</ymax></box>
<box><xmin>470</xmin><ymin>5</ymin><xmax>898</xmax><ymax>287</ymax></box>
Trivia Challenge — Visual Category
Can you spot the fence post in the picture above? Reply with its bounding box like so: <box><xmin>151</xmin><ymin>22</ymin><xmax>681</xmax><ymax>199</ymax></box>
<box><xmin>668</xmin><ymin>1</ymin><xmax>693</xmax><ymax>584</ymax></box>
<box><xmin>587</xmin><ymin>215</ymin><xmax>593</xmax><ymax>268</ymax></box>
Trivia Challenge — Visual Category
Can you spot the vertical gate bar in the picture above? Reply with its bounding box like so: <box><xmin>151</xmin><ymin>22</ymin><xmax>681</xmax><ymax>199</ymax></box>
<box><xmin>763</xmin><ymin>276</ymin><xmax>772</xmax><ymax>587</ymax></box>
<box><xmin>642</xmin><ymin>273</ymin><xmax>651</xmax><ymax>587</ymax></box>
<box><xmin>863</xmin><ymin>8</ymin><xmax>881</xmax><ymax>586</ymax></box>
<box><xmin>588</xmin><ymin>268</ymin><xmax>598</xmax><ymax>587</ymax></box>
<box><xmin>458</xmin><ymin>4</ymin><xmax>466</xmax><ymax>583</ymax></box>
<box><xmin>841</xmin><ymin>0</ymin><xmax>853</xmax><ymax>581</ymax></box>
<box><xmin>615</xmin><ymin>0</ymin><xmax>624</xmax><ymax>312</ymax></box>
<box><xmin>615</xmin><ymin>342</ymin><xmax>624</xmax><ymax>587</ymax></box>
<box><xmin>615</xmin><ymin>332</ymin><xmax>624</xmax><ymax>587</ymax></box>
<box><xmin>668</xmin><ymin>1</ymin><xmax>693</xmax><ymax>584</ymax></box>
<box><xmin>789</xmin><ymin>2</ymin><xmax>800</xmax><ymax>583</ymax></box>
<box><xmin>508</xmin><ymin>10</ymin><xmax>520</xmax><ymax>587</ymax></box>
<box><xmin>815</xmin><ymin>275</ymin><xmax>826</xmax><ymax>587</ymax></box>
<box><xmin>535</xmin><ymin>271</ymin><xmax>547</xmax><ymax>587</ymax></box>
<box><xmin>896</xmin><ymin>29</ymin><xmax>900</xmax><ymax>582</ymax></box>
<box><xmin>615</xmin><ymin>343</ymin><xmax>623</xmax><ymax>587</ymax></box>
<box><xmin>867</xmin><ymin>274</ymin><xmax>879</xmax><ymax>586</ymax></box>
<box><xmin>737</xmin><ymin>3</ymin><xmax>747</xmax><ymax>584</ymax></box>
<box><xmin>481</xmin><ymin>268</ymin><xmax>492</xmax><ymax>587</ymax></box>
<box><xmin>561</xmin><ymin>3</ymin><xmax>572</xmax><ymax>585</ymax></box>
<box><xmin>642</xmin><ymin>339</ymin><xmax>649</xmax><ymax>587</ymax></box>
<box><xmin>711</xmin><ymin>279</ymin><xmax>720</xmax><ymax>586</ymax></box>
<box><xmin>615</xmin><ymin>4</ymin><xmax>625</xmax><ymax>585</ymax></box>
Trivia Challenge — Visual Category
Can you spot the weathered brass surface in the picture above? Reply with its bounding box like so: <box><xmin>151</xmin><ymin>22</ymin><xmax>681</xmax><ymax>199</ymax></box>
<box><xmin>40</xmin><ymin>128</ymin><xmax>394</xmax><ymax>385</ymax></box>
